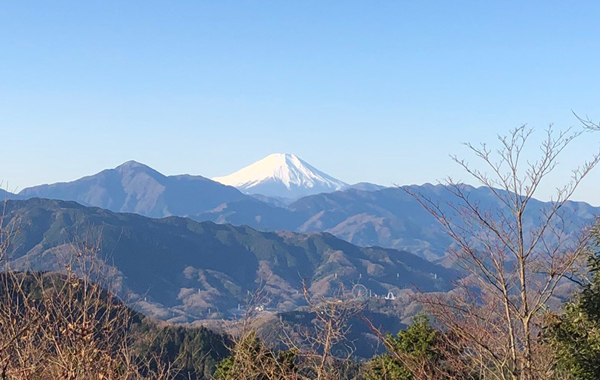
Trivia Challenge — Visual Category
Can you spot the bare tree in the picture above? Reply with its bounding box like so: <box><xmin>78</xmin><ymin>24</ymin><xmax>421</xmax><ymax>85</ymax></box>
<box><xmin>0</xmin><ymin>204</ymin><xmax>174</xmax><ymax>380</ymax></box>
<box><xmin>362</xmin><ymin>314</ymin><xmax>475</xmax><ymax>380</ymax></box>
<box><xmin>573</xmin><ymin>111</ymin><xmax>600</xmax><ymax>131</ymax></box>
<box><xmin>405</xmin><ymin>126</ymin><xmax>600</xmax><ymax>380</ymax></box>
<box><xmin>215</xmin><ymin>280</ymin><xmax>362</xmax><ymax>380</ymax></box>
<box><xmin>293</xmin><ymin>280</ymin><xmax>362</xmax><ymax>380</ymax></box>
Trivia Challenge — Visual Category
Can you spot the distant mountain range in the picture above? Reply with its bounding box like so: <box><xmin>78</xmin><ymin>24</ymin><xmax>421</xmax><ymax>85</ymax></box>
<box><xmin>5</xmin><ymin>198</ymin><xmax>457</xmax><ymax>322</ymax></box>
<box><xmin>5</xmin><ymin>159</ymin><xmax>599</xmax><ymax>261</ymax></box>
<box><xmin>213</xmin><ymin>153</ymin><xmax>350</xmax><ymax>199</ymax></box>
<box><xmin>0</xmin><ymin>188</ymin><xmax>19</xmax><ymax>200</ymax></box>
<box><xmin>18</xmin><ymin>161</ymin><xmax>250</xmax><ymax>218</ymax></box>
<box><xmin>199</xmin><ymin>185</ymin><xmax>600</xmax><ymax>261</ymax></box>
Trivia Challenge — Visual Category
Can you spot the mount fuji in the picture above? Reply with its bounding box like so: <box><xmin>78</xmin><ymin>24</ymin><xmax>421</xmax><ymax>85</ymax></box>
<box><xmin>212</xmin><ymin>153</ymin><xmax>348</xmax><ymax>199</ymax></box>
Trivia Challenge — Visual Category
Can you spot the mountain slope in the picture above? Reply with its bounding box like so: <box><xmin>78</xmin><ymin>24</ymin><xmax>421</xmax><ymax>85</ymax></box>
<box><xmin>346</xmin><ymin>182</ymin><xmax>387</xmax><ymax>192</ymax></box>
<box><xmin>213</xmin><ymin>153</ymin><xmax>348</xmax><ymax>199</ymax></box>
<box><xmin>196</xmin><ymin>185</ymin><xmax>600</xmax><ymax>261</ymax></box>
<box><xmin>18</xmin><ymin>161</ymin><xmax>250</xmax><ymax>218</ymax></box>
<box><xmin>14</xmin><ymin>162</ymin><xmax>596</xmax><ymax>262</ymax></box>
<box><xmin>5</xmin><ymin>198</ymin><xmax>458</xmax><ymax>321</ymax></box>
<box><xmin>0</xmin><ymin>189</ymin><xmax>19</xmax><ymax>200</ymax></box>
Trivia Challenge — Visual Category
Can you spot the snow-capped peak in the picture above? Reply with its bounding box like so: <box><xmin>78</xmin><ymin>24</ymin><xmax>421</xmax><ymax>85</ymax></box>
<box><xmin>212</xmin><ymin>153</ymin><xmax>348</xmax><ymax>199</ymax></box>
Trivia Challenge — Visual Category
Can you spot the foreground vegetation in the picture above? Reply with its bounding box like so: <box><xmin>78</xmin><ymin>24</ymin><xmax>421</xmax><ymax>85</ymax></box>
<box><xmin>2</xmin><ymin>126</ymin><xmax>600</xmax><ymax>379</ymax></box>
<box><xmin>0</xmin><ymin>270</ymin><xmax>229</xmax><ymax>379</ymax></box>
<box><xmin>2</xmin><ymin>221</ymin><xmax>599</xmax><ymax>380</ymax></box>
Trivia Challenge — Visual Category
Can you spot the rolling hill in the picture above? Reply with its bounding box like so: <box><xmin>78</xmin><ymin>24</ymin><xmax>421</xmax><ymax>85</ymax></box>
<box><xmin>4</xmin><ymin>198</ymin><xmax>458</xmax><ymax>322</ymax></box>
<box><xmin>199</xmin><ymin>184</ymin><xmax>600</xmax><ymax>261</ymax></box>
<box><xmin>13</xmin><ymin>162</ymin><xmax>598</xmax><ymax>261</ymax></box>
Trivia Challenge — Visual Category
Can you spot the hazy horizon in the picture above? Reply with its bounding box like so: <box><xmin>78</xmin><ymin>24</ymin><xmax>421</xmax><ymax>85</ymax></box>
<box><xmin>2</xmin><ymin>1</ymin><xmax>600</xmax><ymax>205</ymax></box>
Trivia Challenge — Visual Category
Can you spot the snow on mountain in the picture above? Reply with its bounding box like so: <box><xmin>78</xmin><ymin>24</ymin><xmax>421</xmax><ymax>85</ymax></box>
<box><xmin>212</xmin><ymin>153</ymin><xmax>348</xmax><ymax>199</ymax></box>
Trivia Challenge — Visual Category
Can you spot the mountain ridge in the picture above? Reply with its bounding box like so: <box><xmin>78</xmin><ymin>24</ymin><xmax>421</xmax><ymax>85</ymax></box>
<box><xmin>200</xmin><ymin>184</ymin><xmax>600</xmax><ymax>261</ymax></box>
<box><xmin>11</xmin><ymin>162</ymin><xmax>599</xmax><ymax>261</ymax></box>
<box><xmin>4</xmin><ymin>198</ymin><xmax>458</xmax><ymax>322</ymax></box>
<box><xmin>18</xmin><ymin>160</ymin><xmax>250</xmax><ymax>218</ymax></box>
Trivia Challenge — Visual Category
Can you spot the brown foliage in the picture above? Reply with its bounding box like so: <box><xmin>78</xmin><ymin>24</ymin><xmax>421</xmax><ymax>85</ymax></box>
<box><xmin>0</xmin><ymin>208</ymin><xmax>174</xmax><ymax>380</ymax></box>
<box><xmin>218</xmin><ymin>281</ymin><xmax>363</xmax><ymax>380</ymax></box>
<box><xmin>406</xmin><ymin>126</ymin><xmax>600</xmax><ymax>380</ymax></box>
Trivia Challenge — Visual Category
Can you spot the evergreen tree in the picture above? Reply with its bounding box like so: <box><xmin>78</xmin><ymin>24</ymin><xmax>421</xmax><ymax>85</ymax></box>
<box><xmin>546</xmin><ymin>223</ymin><xmax>600</xmax><ymax>380</ymax></box>
<box><xmin>364</xmin><ymin>315</ymin><xmax>440</xmax><ymax>380</ymax></box>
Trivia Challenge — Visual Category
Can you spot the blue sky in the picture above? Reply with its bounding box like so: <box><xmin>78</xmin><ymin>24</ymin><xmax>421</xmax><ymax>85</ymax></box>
<box><xmin>2</xmin><ymin>1</ymin><xmax>600</xmax><ymax>204</ymax></box>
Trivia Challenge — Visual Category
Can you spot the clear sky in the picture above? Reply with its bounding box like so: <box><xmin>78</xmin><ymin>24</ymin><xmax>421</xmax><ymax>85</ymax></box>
<box><xmin>2</xmin><ymin>1</ymin><xmax>600</xmax><ymax>205</ymax></box>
